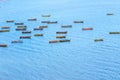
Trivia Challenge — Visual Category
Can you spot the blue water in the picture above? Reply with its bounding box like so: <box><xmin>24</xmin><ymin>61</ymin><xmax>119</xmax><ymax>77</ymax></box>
<box><xmin>0</xmin><ymin>0</ymin><xmax>120</xmax><ymax>80</ymax></box>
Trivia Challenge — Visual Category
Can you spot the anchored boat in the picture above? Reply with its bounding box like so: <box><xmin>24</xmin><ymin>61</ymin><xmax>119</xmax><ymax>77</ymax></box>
<box><xmin>56</xmin><ymin>31</ymin><xmax>67</xmax><ymax>34</ymax></box>
<box><xmin>56</xmin><ymin>36</ymin><xmax>66</xmax><ymax>38</ymax></box>
<box><xmin>28</xmin><ymin>18</ymin><xmax>37</xmax><ymax>21</ymax></box>
<box><xmin>0</xmin><ymin>44</ymin><xmax>7</xmax><ymax>47</ymax></box>
<box><xmin>39</xmin><ymin>26</ymin><xmax>48</xmax><ymax>28</ymax></box>
<box><xmin>41</xmin><ymin>14</ymin><xmax>51</xmax><ymax>17</ymax></box>
<box><xmin>22</xmin><ymin>31</ymin><xmax>31</xmax><ymax>34</ymax></box>
<box><xmin>59</xmin><ymin>39</ymin><xmax>71</xmax><ymax>42</ymax></box>
<box><xmin>109</xmin><ymin>32</ymin><xmax>120</xmax><ymax>34</ymax></box>
<box><xmin>61</xmin><ymin>25</ymin><xmax>72</xmax><ymax>28</ymax></box>
<box><xmin>49</xmin><ymin>40</ymin><xmax>60</xmax><ymax>43</ymax></box>
<box><xmin>34</xmin><ymin>34</ymin><xmax>43</xmax><ymax>36</ymax></box>
<box><xmin>6</xmin><ymin>20</ymin><xmax>14</xmax><ymax>23</ymax></box>
<box><xmin>1</xmin><ymin>26</ymin><xmax>10</xmax><ymax>29</ymax></box>
<box><xmin>82</xmin><ymin>27</ymin><xmax>93</xmax><ymax>30</ymax></box>
<box><xmin>20</xmin><ymin>36</ymin><xmax>31</xmax><ymax>39</ymax></box>
<box><xmin>74</xmin><ymin>20</ymin><xmax>84</xmax><ymax>23</ymax></box>
<box><xmin>0</xmin><ymin>30</ymin><xmax>10</xmax><ymax>32</ymax></box>
<box><xmin>11</xmin><ymin>40</ymin><xmax>23</xmax><ymax>43</ymax></box>
<box><xmin>15</xmin><ymin>23</ymin><xmax>24</xmax><ymax>25</ymax></box>
<box><xmin>94</xmin><ymin>38</ymin><xmax>103</xmax><ymax>42</ymax></box>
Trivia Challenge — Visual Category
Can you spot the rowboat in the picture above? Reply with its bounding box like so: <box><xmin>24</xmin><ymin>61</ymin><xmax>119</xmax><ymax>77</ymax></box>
<box><xmin>34</xmin><ymin>34</ymin><xmax>43</xmax><ymax>36</ymax></box>
<box><xmin>56</xmin><ymin>31</ymin><xmax>67</xmax><ymax>34</ymax></box>
<box><xmin>82</xmin><ymin>27</ymin><xmax>93</xmax><ymax>30</ymax></box>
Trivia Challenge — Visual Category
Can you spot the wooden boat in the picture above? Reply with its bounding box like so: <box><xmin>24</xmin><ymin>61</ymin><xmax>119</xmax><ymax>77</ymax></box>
<box><xmin>1</xmin><ymin>26</ymin><xmax>10</xmax><ymax>29</ymax></box>
<box><xmin>82</xmin><ymin>27</ymin><xmax>93</xmax><ymax>30</ymax></box>
<box><xmin>11</xmin><ymin>40</ymin><xmax>23</xmax><ymax>43</ymax></box>
<box><xmin>49</xmin><ymin>40</ymin><xmax>59</xmax><ymax>43</ymax></box>
<box><xmin>22</xmin><ymin>31</ymin><xmax>31</xmax><ymax>34</ymax></box>
<box><xmin>94</xmin><ymin>38</ymin><xmax>103</xmax><ymax>42</ymax></box>
<box><xmin>107</xmin><ymin>13</ymin><xmax>114</xmax><ymax>15</ymax></box>
<box><xmin>6</xmin><ymin>20</ymin><xmax>14</xmax><ymax>23</ymax></box>
<box><xmin>74</xmin><ymin>20</ymin><xmax>84</xmax><ymax>23</ymax></box>
<box><xmin>61</xmin><ymin>25</ymin><xmax>72</xmax><ymax>28</ymax></box>
<box><xmin>41</xmin><ymin>21</ymin><xmax>50</xmax><ymax>23</ymax></box>
<box><xmin>0</xmin><ymin>30</ymin><xmax>10</xmax><ymax>32</ymax></box>
<box><xmin>16</xmin><ymin>28</ymin><xmax>26</xmax><ymax>31</ymax></box>
<box><xmin>20</xmin><ymin>36</ymin><xmax>31</xmax><ymax>39</ymax></box>
<box><xmin>34</xmin><ymin>34</ymin><xmax>43</xmax><ymax>36</ymax></box>
<box><xmin>56</xmin><ymin>36</ymin><xmax>66</xmax><ymax>38</ymax></box>
<box><xmin>41</xmin><ymin>14</ymin><xmax>51</xmax><ymax>17</ymax></box>
<box><xmin>0</xmin><ymin>44</ymin><xmax>7</xmax><ymax>47</ymax></box>
<box><xmin>56</xmin><ymin>31</ymin><xmax>67</xmax><ymax>34</ymax></box>
<box><xmin>48</xmin><ymin>21</ymin><xmax>58</xmax><ymax>24</ymax></box>
<box><xmin>39</xmin><ymin>26</ymin><xmax>48</xmax><ymax>28</ymax></box>
<box><xmin>59</xmin><ymin>39</ymin><xmax>71</xmax><ymax>42</ymax></box>
<box><xmin>28</xmin><ymin>18</ymin><xmax>37</xmax><ymax>21</ymax></box>
<box><xmin>33</xmin><ymin>28</ymin><xmax>43</xmax><ymax>30</ymax></box>
<box><xmin>17</xmin><ymin>25</ymin><xmax>27</xmax><ymax>28</ymax></box>
<box><xmin>109</xmin><ymin>32</ymin><xmax>120</xmax><ymax>34</ymax></box>
<box><xmin>15</xmin><ymin>23</ymin><xmax>24</xmax><ymax>25</ymax></box>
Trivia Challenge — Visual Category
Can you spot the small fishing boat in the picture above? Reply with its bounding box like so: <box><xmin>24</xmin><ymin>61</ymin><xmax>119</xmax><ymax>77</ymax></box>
<box><xmin>94</xmin><ymin>38</ymin><xmax>103</xmax><ymax>42</ymax></box>
<box><xmin>15</xmin><ymin>23</ymin><xmax>24</xmax><ymax>25</ymax></box>
<box><xmin>34</xmin><ymin>34</ymin><xmax>43</xmax><ymax>36</ymax></box>
<box><xmin>1</xmin><ymin>26</ymin><xmax>10</xmax><ymax>29</ymax></box>
<box><xmin>28</xmin><ymin>18</ymin><xmax>37</xmax><ymax>21</ymax></box>
<box><xmin>74</xmin><ymin>20</ymin><xmax>84</xmax><ymax>23</ymax></box>
<box><xmin>59</xmin><ymin>39</ymin><xmax>71</xmax><ymax>42</ymax></box>
<box><xmin>49</xmin><ymin>40</ymin><xmax>60</xmax><ymax>43</ymax></box>
<box><xmin>17</xmin><ymin>25</ymin><xmax>27</xmax><ymax>28</ymax></box>
<box><xmin>41</xmin><ymin>14</ymin><xmax>51</xmax><ymax>17</ymax></box>
<box><xmin>16</xmin><ymin>28</ymin><xmax>26</xmax><ymax>31</ymax></box>
<box><xmin>109</xmin><ymin>32</ymin><xmax>120</xmax><ymax>34</ymax></box>
<box><xmin>56</xmin><ymin>36</ymin><xmax>66</xmax><ymax>38</ymax></box>
<box><xmin>11</xmin><ymin>40</ymin><xmax>23</xmax><ymax>43</ymax></box>
<box><xmin>0</xmin><ymin>30</ymin><xmax>10</xmax><ymax>32</ymax></box>
<box><xmin>56</xmin><ymin>31</ymin><xmax>67</xmax><ymax>34</ymax></box>
<box><xmin>82</xmin><ymin>27</ymin><xmax>93</xmax><ymax>30</ymax></box>
<box><xmin>106</xmin><ymin>13</ymin><xmax>114</xmax><ymax>15</ymax></box>
<box><xmin>61</xmin><ymin>25</ymin><xmax>72</xmax><ymax>28</ymax></box>
<box><xmin>48</xmin><ymin>21</ymin><xmax>58</xmax><ymax>24</ymax></box>
<box><xmin>33</xmin><ymin>28</ymin><xmax>43</xmax><ymax>30</ymax></box>
<box><xmin>41</xmin><ymin>21</ymin><xmax>50</xmax><ymax>23</ymax></box>
<box><xmin>39</xmin><ymin>26</ymin><xmax>48</xmax><ymax>28</ymax></box>
<box><xmin>6</xmin><ymin>20</ymin><xmax>14</xmax><ymax>23</ymax></box>
<box><xmin>22</xmin><ymin>31</ymin><xmax>31</xmax><ymax>34</ymax></box>
<box><xmin>20</xmin><ymin>36</ymin><xmax>31</xmax><ymax>39</ymax></box>
<box><xmin>0</xmin><ymin>44</ymin><xmax>7</xmax><ymax>47</ymax></box>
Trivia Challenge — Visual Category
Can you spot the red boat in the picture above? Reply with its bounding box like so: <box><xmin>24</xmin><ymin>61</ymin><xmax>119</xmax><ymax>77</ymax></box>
<box><xmin>82</xmin><ymin>27</ymin><xmax>93</xmax><ymax>30</ymax></box>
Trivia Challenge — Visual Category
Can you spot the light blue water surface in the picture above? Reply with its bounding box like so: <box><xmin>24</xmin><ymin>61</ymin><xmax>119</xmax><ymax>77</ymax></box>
<box><xmin>0</xmin><ymin>0</ymin><xmax>120</xmax><ymax>80</ymax></box>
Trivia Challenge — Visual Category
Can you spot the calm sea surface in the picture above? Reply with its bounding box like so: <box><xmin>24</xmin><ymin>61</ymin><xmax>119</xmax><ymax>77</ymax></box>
<box><xmin>0</xmin><ymin>0</ymin><xmax>120</xmax><ymax>80</ymax></box>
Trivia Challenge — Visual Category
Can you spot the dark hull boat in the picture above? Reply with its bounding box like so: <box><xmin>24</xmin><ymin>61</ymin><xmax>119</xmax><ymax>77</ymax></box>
<box><xmin>20</xmin><ymin>36</ymin><xmax>31</xmax><ymax>39</ymax></box>
<box><xmin>28</xmin><ymin>18</ymin><xmax>37</xmax><ymax>21</ymax></box>
<box><xmin>6</xmin><ymin>20</ymin><xmax>14</xmax><ymax>23</ymax></box>
<box><xmin>11</xmin><ymin>40</ymin><xmax>23</xmax><ymax>43</ymax></box>
<box><xmin>22</xmin><ymin>31</ymin><xmax>31</xmax><ymax>34</ymax></box>
<box><xmin>94</xmin><ymin>38</ymin><xmax>103</xmax><ymax>42</ymax></box>
<box><xmin>41</xmin><ymin>14</ymin><xmax>51</xmax><ymax>17</ymax></box>
<box><xmin>56</xmin><ymin>31</ymin><xmax>67</xmax><ymax>34</ymax></box>
<box><xmin>41</xmin><ymin>21</ymin><xmax>50</xmax><ymax>23</ymax></box>
<box><xmin>82</xmin><ymin>27</ymin><xmax>93</xmax><ymax>30</ymax></box>
<box><xmin>74</xmin><ymin>20</ymin><xmax>84</xmax><ymax>23</ymax></box>
<box><xmin>34</xmin><ymin>34</ymin><xmax>43</xmax><ymax>36</ymax></box>
<box><xmin>59</xmin><ymin>39</ymin><xmax>71</xmax><ymax>42</ymax></box>
<box><xmin>0</xmin><ymin>44</ymin><xmax>7</xmax><ymax>47</ymax></box>
<box><xmin>107</xmin><ymin>13</ymin><xmax>114</xmax><ymax>15</ymax></box>
<box><xmin>1</xmin><ymin>26</ymin><xmax>10</xmax><ymax>29</ymax></box>
<box><xmin>15</xmin><ymin>23</ymin><xmax>24</xmax><ymax>25</ymax></box>
<box><xmin>47</xmin><ymin>21</ymin><xmax>58</xmax><ymax>24</ymax></box>
<box><xmin>109</xmin><ymin>32</ymin><xmax>120</xmax><ymax>34</ymax></box>
<box><xmin>33</xmin><ymin>28</ymin><xmax>43</xmax><ymax>30</ymax></box>
<box><xmin>16</xmin><ymin>28</ymin><xmax>26</xmax><ymax>31</ymax></box>
<box><xmin>61</xmin><ymin>25</ymin><xmax>72</xmax><ymax>28</ymax></box>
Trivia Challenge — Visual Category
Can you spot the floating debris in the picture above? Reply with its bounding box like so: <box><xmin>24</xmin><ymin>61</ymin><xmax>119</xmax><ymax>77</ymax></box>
<box><xmin>56</xmin><ymin>31</ymin><xmax>67</xmax><ymax>34</ymax></box>
<box><xmin>11</xmin><ymin>40</ymin><xmax>23</xmax><ymax>43</ymax></box>
<box><xmin>34</xmin><ymin>34</ymin><xmax>43</xmax><ymax>36</ymax></box>
<box><xmin>56</xmin><ymin>36</ymin><xmax>66</xmax><ymax>38</ymax></box>
<box><xmin>20</xmin><ymin>36</ymin><xmax>31</xmax><ymax>39</ymax></box>
<box><xmin>94</xmin><ymin>38</ymin><xmax>103</xmax><ymax>42</ymax></box>
<box><xmin>0</xmin><ymin>44</ymin><xmax>7</xmax><ymax>47</ymax></box>
<box><xmin>61</xmin><ymin>25</ymin><xmax>72</xmax><ymax>28</ymax></box>
<box><xmin>109</xmin><ymin>32</ymin><xmax>120</xmax><ymax>34</ymax></box>
<box><xmin>82</xmin><ymin>27</ymin><xmax>93</xmax><ymax>30</ymax></box>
